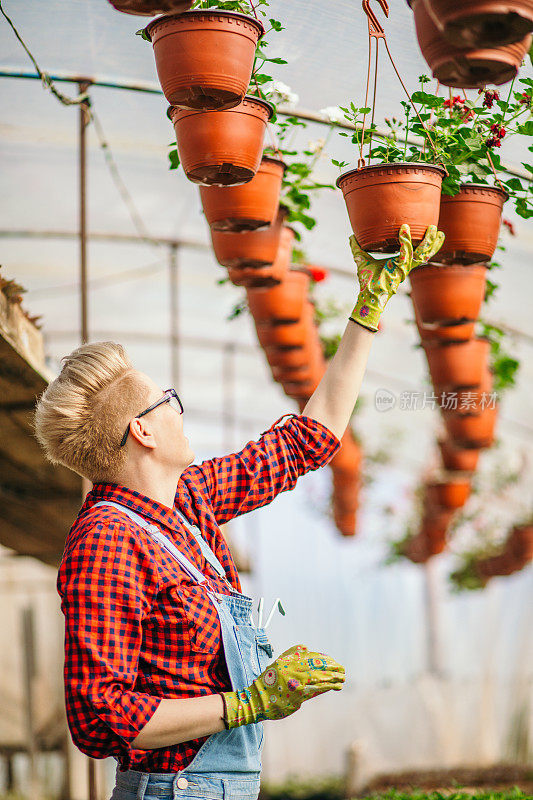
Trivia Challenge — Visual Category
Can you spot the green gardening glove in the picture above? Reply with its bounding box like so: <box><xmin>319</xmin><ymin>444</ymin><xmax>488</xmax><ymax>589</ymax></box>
<box><xmin>350</xmin><ymin>224</ymin><xmax>445</xmax><ymax>332</ymax></box>
<box><xmin>222</xmin><ymin>644</ymin><xmax>345</xmax><ymax>728</ymax></box>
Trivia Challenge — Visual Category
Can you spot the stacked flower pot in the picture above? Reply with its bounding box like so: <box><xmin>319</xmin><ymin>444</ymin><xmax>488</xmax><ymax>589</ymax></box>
<box><xmin>410</xmin><ymin>184</ymin><xmax>505</xmax><ymax>457</ymax></box>
<box><xmin>246</xmin><ymin>268</ymin><xmax>363</xmax><ymax>537</ymax></box>
<box><xmin>473</xmin><ymin>522</ymin><xmax>533</xmax><ymax>582</ymax></box>
<box><xmin>407</xmin><ymin>0</ymin><xmax>533</xmax><ymax>88</ymax></box>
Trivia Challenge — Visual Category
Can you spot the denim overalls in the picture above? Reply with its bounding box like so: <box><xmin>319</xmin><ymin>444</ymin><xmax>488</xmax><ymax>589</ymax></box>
<box><xmin>94</xmin><ymin>501</ymin><xmax>274</xmax><ymax>800</ymax></box>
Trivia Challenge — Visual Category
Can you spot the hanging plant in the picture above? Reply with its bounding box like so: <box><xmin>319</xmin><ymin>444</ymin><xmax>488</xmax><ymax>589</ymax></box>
<box><xmin>408</xmin><ymin>0</ymin><xmax>532</xmax><ymax>89</ymax></box>
<box><xmin>139</xmin><ymin>0</ymin><xmax>285</xmax><ymax>112</ymax></box>
<box><xmin>421</xmin><ymin>0</ymin><xmax>533</xmax><ymax>50</ymax></box>
<box><xmin>477</xmin><ymin>320</ymin><xmax>521</xmax><ymax>392</ymax></box>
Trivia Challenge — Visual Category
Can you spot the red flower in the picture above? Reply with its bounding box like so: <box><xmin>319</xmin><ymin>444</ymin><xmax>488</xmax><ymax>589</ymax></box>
<box><xmin>307</xmin><ymin>265</ymin><xmax>329</xmax><ymax>283</ymax></box>
<box><xmin>483</xmin><ymin>89</ymin><xmax>499</xmax><ymax>109</ymax></box>
<box><xmin>490</xmin><ymin>123</ymin><xmax>506</xmax><ymax>139</ymax></box>
<box><xmin>502</xmin><ymin>219</ymin><xmax>516</xmax><ymax>236</ymax></box>
<box><xmin>519</xmin><ymin>92</ymin><xmax>531</xmax><ymax>107</ymax></box>
<box><xmin>485</xmin><ymin>137</ymin><xmax>502</xmax><ymax>149</ymax></box>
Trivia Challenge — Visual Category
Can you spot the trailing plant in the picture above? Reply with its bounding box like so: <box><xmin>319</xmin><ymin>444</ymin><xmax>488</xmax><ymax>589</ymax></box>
<box><xmin>478</xmin><ymin>321</ymin><xmax>520</xmax><ymax>394</ymax></box>
<box><xmin>329</xmin><ymin>73</ymin><xmax>533</xmax><ymax>217</ymax></box>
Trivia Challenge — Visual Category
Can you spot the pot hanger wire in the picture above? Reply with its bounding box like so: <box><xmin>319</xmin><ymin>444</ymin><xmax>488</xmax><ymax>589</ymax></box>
<box><xmin>358</xmin><ymin>0</ymin><xmax>442</xmax><ymax>169</ymax></box>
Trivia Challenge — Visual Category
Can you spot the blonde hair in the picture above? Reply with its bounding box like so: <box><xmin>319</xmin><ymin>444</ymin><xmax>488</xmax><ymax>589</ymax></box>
<box><xmin>34</xmin><ymin>341</ymin><xmax>151</xmax><ymax>482</ymax></box>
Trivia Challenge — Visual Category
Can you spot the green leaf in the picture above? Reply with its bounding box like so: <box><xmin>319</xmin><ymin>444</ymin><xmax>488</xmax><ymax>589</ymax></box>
<box><xmin>269</xmin><ymin>17</ymin><xmax>283</xmax><ymax>31</ymax></box>
<box><xmin>411</xmin><ymin>90</ymin><xmax>444</xmax><ymax>109</ymax></box>
<box><xmin>135</xmin><ymin>27</ymin><xmax>151</xmax><ymax>41</ymax></box>
<box><xmin>168</xmin><ymin>149</ymin><xmax>180</xmax><ymax>170</ymax></box>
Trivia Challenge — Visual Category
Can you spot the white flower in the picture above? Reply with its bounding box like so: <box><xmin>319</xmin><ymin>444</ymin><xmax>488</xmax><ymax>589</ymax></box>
<box><xmin>320</xmin><ymin>106</ymin><xmax>345</xmax><ymax>124</ymax></box>
<box><xmin>307</xmin><ymin>137</ymin><xmax>326</xmax><ymax>154</ymax></box>
<box><xmin>271</xmin><ymin>80</ymin><xmax>299</xmax><ymax>106</ymax></box>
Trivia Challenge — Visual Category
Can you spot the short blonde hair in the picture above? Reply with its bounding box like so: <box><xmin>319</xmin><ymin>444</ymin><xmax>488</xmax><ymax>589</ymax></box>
<box><xmin>34</xmin><ymin>341</ymin><xmax>151</xmax><ymax>482</ymax></box>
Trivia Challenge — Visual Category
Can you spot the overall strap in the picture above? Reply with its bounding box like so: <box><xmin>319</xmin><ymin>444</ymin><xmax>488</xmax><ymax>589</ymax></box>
<box><xmin>174</xmin><ymin>509</ymin><xmax>228</xmax><ymax>581</ymax></box>
<box><xmin>92</xmin><ymin>501</ymin><xmax>208</xmax><ymax>585</ymax></box>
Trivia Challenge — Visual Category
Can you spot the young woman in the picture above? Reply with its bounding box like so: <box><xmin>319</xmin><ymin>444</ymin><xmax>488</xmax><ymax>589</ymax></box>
<box><xmin>35</xmin><ymin>226</ymin><xmax>443</xmax><ymax>800</ymax></box>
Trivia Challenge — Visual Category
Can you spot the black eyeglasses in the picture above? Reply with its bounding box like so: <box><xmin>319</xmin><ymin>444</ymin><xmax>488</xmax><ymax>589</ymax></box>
<box><xmin>119</xmin><ymin>388</ymin><xmax>184</xmax><ymax>448</ymax></box>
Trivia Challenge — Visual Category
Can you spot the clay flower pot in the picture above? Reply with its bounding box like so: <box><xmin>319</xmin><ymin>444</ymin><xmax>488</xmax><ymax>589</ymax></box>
<box><xmin>337</xmin><ymin>162</ymin><xmax>445</xmax><ymax>253</ymax></box>
<box><xmin>254</xmin><ymin>303</ymin><xmax>314</xmax><ymax>350</ymax></box>
<box><xmin>410</xmin><ymin>263</ymin><xmax>487</xmax><ymax>324</ymax></box>
<box><xmin>211</xmin><ymin>209</ymin><xmax>287</xmax><ymax>269</ymax></box>
<box><xmin>333</xmin><ymin>508</ymin><xmax>358</xmax><ymax>537</ymax></box>
<box><xmin>247</xmin><ymin>269</ymin><xmax>310</xmax><ymax>325</ymax></box>
<box><xmin>426</xmin><ymin>477</ymin><xmax>472</xmax><ymax>509</ymax></box>
<box><xmin>332</xmin><ymin>471</ymin><xmax>361</xmax><ymax>514</ymax></box>
<box><xmin>423</xmin><ymin>338</ymin><xmax>490</xmax><ymax>389</ymax></box>
<box><xmin>433</xmin><ymin>185</ymin><xmax>508</xmax><ymax>264</ymax></box>
<box><xmin>475</xmin><ymin>551</ymin><xmax>519</xmax><ymax>578</ymax></box>
<box><xmin>146</xmin><ymin>11</ymin><xmax>264</xmax><ymax>110</ymax></box>
<box><xmin>330</xmin><ymin>430</ymin><xmax>363</xmax><ymax>475</ymax></box>
<box><xmin>423</xmin><ymin>0</ymin><xmax>533</xmax><ymax>48</ymax></box>
<box><xmin>438</xmin><ymin>439</ymin><xmax>480</xmax><ymax>471</ymax></box>
<box><xmin>434</xmin><ymin>367</ymin><xmax>494</xmax><ymax>414</ymax></box>
<box><xmin>416</xmin><ymin>314</ymin><xmax>476</xmax><ymax>343</ymax></box>
<box><xmin>271</xmin><ymin>337</ymin><xmax>323</xmax><ymax>383</ymax></box>
<box><xmin>508</xmin><ymin>525</ymin><xmax>533</xmax><ymax>562</ymax></box>
<box><xmin>411</xmin><ymin>0</ymin><xmax>532</xmax><ymax>87</ymax></box>
<box><xmin>109</xmin><ymin>0</ymin><xmax>192</xmax><ymax>13</ymax></box>
<box><xmin>443</xmin><ymin>402</ymin><xmax>499</xmax><ymax>448</ymax></box>
<box><xmin>168</xmin><ymin>96</ymin><xmax>273</xmax><ymax>186</ymax></box>
<box><xmin>226</xmin><ymin>227</ymin><xmax>295</xmax><ymax>288</ymax></box>
<box><xmin>200</xmin><ymin>157</ymin><xmax>286</xmax><ymax>232</ymax></box>
<box><xmin>265</xmin><ymin>340</ymin><xmax>317</xmax><ymax>370</ymax></box>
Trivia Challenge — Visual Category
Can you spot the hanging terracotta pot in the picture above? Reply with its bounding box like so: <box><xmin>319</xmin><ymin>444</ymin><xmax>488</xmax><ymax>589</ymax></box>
<box><xmin>332</xmin><ymin>471</ymin><xmax>361</xmax><ymax>511</ymax></box>
<box><xmin>475</xmin><ymin>551</ymin><xmax>519</xmax><ymax>578</ymax></box>
<box><xmin>247</xmin><ymin>269</ymin><xmax>310</xmax><ymax>325</ymax></box>
<box><xmin>271</xmin><ymin>337</ymin><xmax>323</xmax><ymax>383</ymax></box>
<box><xmin>330</xmin><ymin>430</ymin><xmax>363</xmax><ymax>475</ymax></box>
<box><xmin>410</xmin><ymin>0</ymin><xmax>532</xmax><ymax>87</ymax></box>
<box><xmin>265</xmin><ymin>340</ymin><xmax>316</xmax><ymax>370</ymax></box>
<box><xmin>423</xmin><ymin>337</ymin><xmax>490</xmax><ymax>389</ymax></box>
<box><xmin>109</xmin><ymin>0</ymin><xmax>192</xmax><ymax>14</ymax></box>
<box><xmin>438</xmin><ymin>439</ymin><xmax>480</xmax><ymax>471</ymax></box>
<box><xmin>145</xmin><ymin>11</ymin><xmax>264</xmax><ymax>110</ymax></box>
<box><xmin>282</xmin><ymin>359</ymin><xmax>327</xmax><ymax>401</ymax></box>
<box><xmin>333</xmin><ymin>508</ymin><xmax>358</xmax><ymax>537</ymax></box>
<box><xmin>254</xmin><ymin>302</ymin><xmax>314</xmax><ymax>350</ymax></box>
<box><xmin>410</xmin><ymin>263</ymin><xmax>487</xmax><ymax>324</ymax></box>
<box><xmin>403</xmin><ymin>533</ymin><xmax>432</xmax><ymax>563</ymax></box>
<box><xmin>433</xmin><ymin>185</ymin><xmax>508</xmax><ymax>264</ymax></box>
<box><xmin>337</xmin><ymin>162</ymin><xmax>445</xmax><ymax>253</ymax></box>
<box><xmin>508</xmin><ymin>525</ymin><xmax>533</xmax><ymax>562</ymax></box>
<box><xmin>423</xmin><ymin>0</ymin><xmax>533</xmax><ymax>49</ymax></box>
<box><xmin>200</xmin><ymin>157</ymin><xmax>286</xmax><ymax>232</ymax></box>
<box><xmin>434</xmin><ymin>368</ymin><xmax>494</xmax><ymax>414</ymax></box>
<box><xmin>443</xmin><ymin>402</ymin><xmax>499</xmax><ymax>447</ymax></box>
<box><xmin>226</xmin><ymin>226</ymin><xmax>294</xmax><ymax>288</ymax></box>
<box><xmin>419</xmin><ymin>518</ymin><xmax>448</xmax><ymax>554</ymax></box>
<box><xmin>211</xmin><ymin>208</ymin><xmax>287</xmax><ymax>269</ymax></box>
<box><xmin>416</xmin><ymin>314</ymin><xmax>476</xmax><ymax>343</ymax></box>
<box><xmin>168</xmin><ymin>97</ymin><xmax>273</xmax><ymax>186</ymax></box>
<box><xmin>426</xmin><ymin>477</ymin><xmax>472</xmax><ymax>509</ymax></box>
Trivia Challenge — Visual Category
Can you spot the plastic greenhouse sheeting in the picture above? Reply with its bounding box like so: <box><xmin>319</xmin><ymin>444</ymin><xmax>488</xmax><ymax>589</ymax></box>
<box><xmin>0</xmin><ymin>0</ymin><xmax>532</xmax><ymax>785</ymax></box>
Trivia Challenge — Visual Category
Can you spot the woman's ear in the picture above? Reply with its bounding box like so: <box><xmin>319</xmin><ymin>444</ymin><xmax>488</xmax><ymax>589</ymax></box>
<box><xmin>128</xmin><ymin>417</ymin><xmax>157</xmax><ymax>450</ymax></box>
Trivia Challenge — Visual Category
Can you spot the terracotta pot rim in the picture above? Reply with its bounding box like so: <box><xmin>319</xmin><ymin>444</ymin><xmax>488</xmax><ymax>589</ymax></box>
<box><xmin>336</xmin><ymin>161</ymin><xmax>446</xmax><ymax>188</ymax></box>
<box><xmin>167</xmin><ymin>94</ymin><xmax>274</xmax><ymax>121</ymax></box>
<box><xmin>145</xmin><ymin>8</ymin><xmax>265</xmax><ymax>41</ymax></box>
<box><xmin>421</xmin><ymin>335</ymin><xmax>489</xmax><ymax>351</ymax></box>
<box><xmin>261</xmin><ymin>154</ymin><xmax>288</xmax><ymax>172</ymax></box>
<box><xmin>411</xmin><ymin>262</ymin><xmax>488</xmax><ymax>275</ymax></box>
<box><xmin>442</xmin><ymin>183</ymin><xmax>509</xmax><ymax>201</ymax></box>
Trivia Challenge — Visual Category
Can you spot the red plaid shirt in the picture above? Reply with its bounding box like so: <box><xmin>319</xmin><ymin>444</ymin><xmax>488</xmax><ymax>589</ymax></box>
<box><xmin>57</xmin><ymin>414</ymin><xmax>339</xmax><ymax>773</ymax></box>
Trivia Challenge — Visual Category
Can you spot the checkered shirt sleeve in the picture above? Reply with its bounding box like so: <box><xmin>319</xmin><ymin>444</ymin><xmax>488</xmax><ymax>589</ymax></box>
<box><xmin>185</xmin><ymin>413</ymin><xmax>340</xmax><ymax>525</ymax></box>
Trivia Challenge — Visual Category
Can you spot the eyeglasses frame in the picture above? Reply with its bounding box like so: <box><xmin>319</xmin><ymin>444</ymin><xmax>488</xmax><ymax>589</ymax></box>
<box><xmin>119</xmin><ymin>388</ymin><xmax>184</xmax><ymax>448</ymax></box>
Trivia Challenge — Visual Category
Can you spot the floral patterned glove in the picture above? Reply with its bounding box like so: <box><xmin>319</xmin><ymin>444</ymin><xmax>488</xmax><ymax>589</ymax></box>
<box><xmin>221</xmin><ymin>644</ymin><xmax>345</xmax><ymax>728</ymax></box>
<box><xmin>350</xmin><ymin>224</ymin><xmax>445</xmax><ymax>332</ymax></box>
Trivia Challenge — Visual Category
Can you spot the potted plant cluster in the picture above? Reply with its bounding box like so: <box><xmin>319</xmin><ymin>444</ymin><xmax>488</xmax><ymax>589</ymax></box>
<box><xmin>407</xmin><ymin>0</ymin><xmax>532</xmax><ymax>89</ymax></box>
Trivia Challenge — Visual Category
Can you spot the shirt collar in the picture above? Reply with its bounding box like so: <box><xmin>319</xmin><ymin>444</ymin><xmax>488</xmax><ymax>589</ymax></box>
<box><xmin>82</xmin><ymin>482</ymin><xmax>184</xmax><ymax>532</ymax></box>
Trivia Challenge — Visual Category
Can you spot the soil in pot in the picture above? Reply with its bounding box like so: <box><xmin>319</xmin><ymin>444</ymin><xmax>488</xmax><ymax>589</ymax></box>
<box><xmin>211</xmin><ymin>208</ymin><xmax>287</xmax><ymax>269</ymax></box>
<box><xmin>169</xmin><ymin>96</ymin><xmax>273</xmax><ymax>186</ymax></box>
<box><xmin>109</xmin><ymin>0</ymin><xmax>192</xmax><ymax>13</ymax></box>
<box><xmin>438</xmin><ymin>438</ymin><xmax>480</xmax><ymax>471</ymax></box>
<box><xmin>226</xmin><ymin>226</ymin><xmax>294</xmax><ymax>288</ymax></box>
<box><xmin>410</xmin><ymin>262</ymin><xmax>488</xmax><ymax>324</ymax></box>
<box><xmin>337</xmin><ymin>162</ymin><xmax>445</xmax><ymax>253</ymax></box>
<box><xmin>423</xmin><ymin>337</ymin><xmax>490</xmax><ymax>389</ymax></box>
<box><xmin>247</xmin><ymin>269</ymin><xmax>310</xmax><ymax>325</ymax></box>
<box><xmin>411</xmin><ymin>0</ymin><xmax>532</xmax><ymax>87</ymax></box>
<box><xmin>443</xmin><ymin>402</ymin><xmax>499</xmax><ymax>447</ymax></box>
<box><xmin>200</xmin><ymin>157</ymin><xmax>286</xmax><ymax>232</ymax></box>
<box><xmin>424</xmin><ymin>0</ymin><xmax>533</xmax><ymax>49</ymax></box>
<box><xmin>433</xmin><ymin>185</ymin><xmax>508</xmax><ymax>264</ymax></box>
<box><xmin>146</xmin><ymin>11</ymin><xmax>264</xmax><ymax>110</ymax></box>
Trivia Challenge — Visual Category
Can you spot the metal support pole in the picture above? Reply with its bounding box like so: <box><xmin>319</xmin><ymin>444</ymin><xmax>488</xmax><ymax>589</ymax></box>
<box><xmin>78</xmin><ymin>82</ymin><xmax>91</xmax><ymax>345</ymax></box>
<box><xmin>169</xmin><ymin>244</ymin><xmax>180</xmax><ymax>387</ymax></box>
<box><xmin>222</xmin><ymin>343</ymin><xmax>236</xmax><ymax>453</ymax></box>
<box><xmin>21</xmin><ymin>606</ymin><xmax>41</xmax><ymax>800</ymax></box>
<box><xmin>423</xmin><ymin>558</ymin><xmax>441</xmax><ymax>676</ymax></box>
